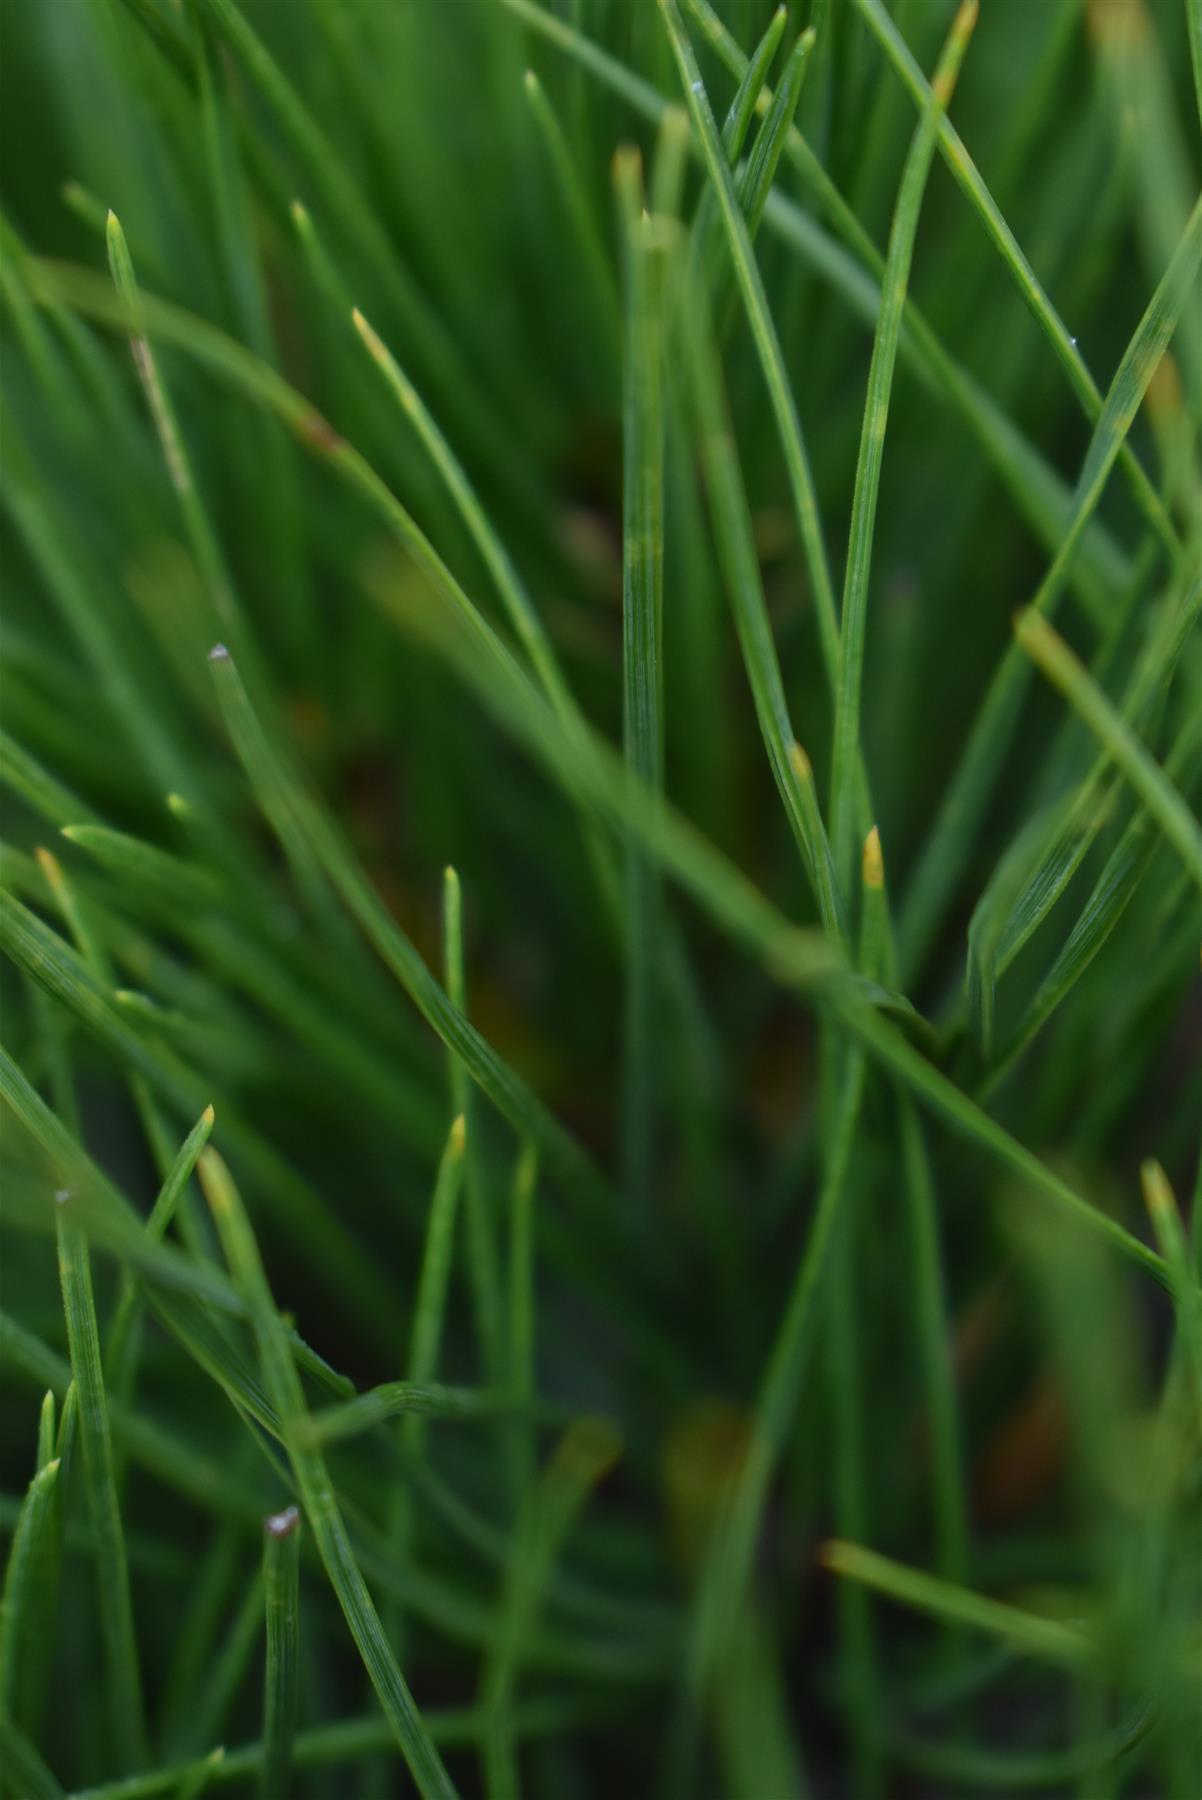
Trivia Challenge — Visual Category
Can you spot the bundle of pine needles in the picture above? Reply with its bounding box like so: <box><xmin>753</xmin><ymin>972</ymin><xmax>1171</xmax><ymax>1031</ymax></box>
<box><xmin>1</xmin><ymin>0</ymin><xmax>1199</xmax><ymax>1794</ymax></box>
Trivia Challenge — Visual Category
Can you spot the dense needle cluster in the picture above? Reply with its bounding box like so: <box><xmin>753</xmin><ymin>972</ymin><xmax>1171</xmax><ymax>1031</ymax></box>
<box><xmin>1</xmin><ymin>0</ymin><xmax>1200</xmax><ymax>1795</ymax></box>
